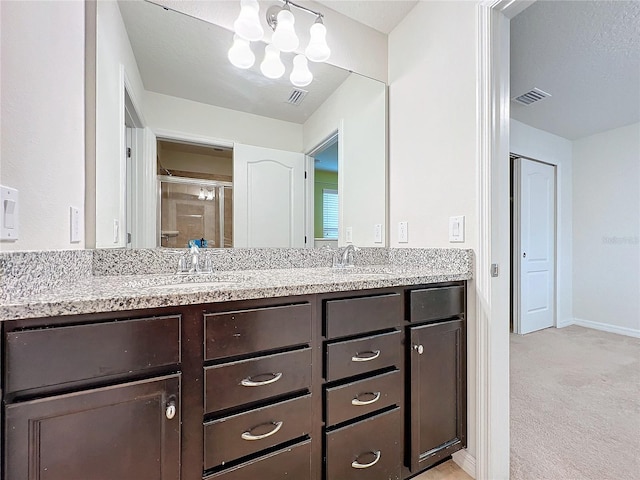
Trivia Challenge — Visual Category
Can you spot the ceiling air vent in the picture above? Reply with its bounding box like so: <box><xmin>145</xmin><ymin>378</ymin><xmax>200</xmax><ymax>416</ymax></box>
<box><xmin>512</xmin><ymin>87</ymin><xmax>551</xmax><ymax>106</ymax></box>
<box><xmin>286</xmin><ymin>88</ymin><xmax>308</xmax><ymax>106</ymax></box>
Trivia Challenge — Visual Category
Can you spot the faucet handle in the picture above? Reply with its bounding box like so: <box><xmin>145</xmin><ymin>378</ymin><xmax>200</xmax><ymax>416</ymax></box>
<box><xmin>177</xmin><ymin>255</ymin><xmax>189</xmax><ymax>274</ymax></box>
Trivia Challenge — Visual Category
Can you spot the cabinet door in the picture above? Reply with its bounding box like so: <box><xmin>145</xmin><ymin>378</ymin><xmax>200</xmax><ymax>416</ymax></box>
<box><xmin>409</xmin><ymin>319</ymin><xmax>466</xmax><ymax>472</ymax></box>
<box><xmin>5</xmin><ymin>374</ymin><xmax>181</xmax><ymax>480</ymax></box>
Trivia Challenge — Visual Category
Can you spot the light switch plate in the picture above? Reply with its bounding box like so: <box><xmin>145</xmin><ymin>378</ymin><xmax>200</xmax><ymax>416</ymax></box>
<box><xmin>398</xmin><ymin>221</ymin><xmax>408</xmax><ymax>243</ymax></box>
<box><xmin>374</xmin><ymin>224</ymin><xmax>382</xmax><ymax>243</ymax></box>
<box><xmin>1</xmin><ymin>185</ymin><xmax>19</xmax><ymax>241</ymax></box>
<box><xmin>345</xmin><ymin>226</ymin><xmax>353</xmax><ymax>243</ymax></box>
<box><xmin>449</xmin><ymin>215</ymin><xmax>465</xmax><ymax>242</ymax></box>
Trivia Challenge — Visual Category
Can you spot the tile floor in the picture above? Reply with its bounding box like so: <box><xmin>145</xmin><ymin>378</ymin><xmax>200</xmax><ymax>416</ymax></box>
<box><xmin>412</xmin><ymin>460</ymin><xmax>472</xmax><ymax>480</ymax></box>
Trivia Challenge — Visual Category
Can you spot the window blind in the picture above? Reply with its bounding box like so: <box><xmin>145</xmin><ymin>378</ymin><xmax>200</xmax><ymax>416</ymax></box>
<box><xmin>322</xmin><ymin>189</ymin><xmax>338</xmax><ymax>239</ymax></box>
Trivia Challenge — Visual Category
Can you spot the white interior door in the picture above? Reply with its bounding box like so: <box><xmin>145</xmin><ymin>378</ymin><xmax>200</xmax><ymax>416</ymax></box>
<box><xmin>515</xmin><ymin>157</ymin><xmax>556</xmax><ymax>334</ymax></box>
<box><xmin>233</xmin><ymin>143</ymin><xmax>305</xmax><ymax>248</ymax></box>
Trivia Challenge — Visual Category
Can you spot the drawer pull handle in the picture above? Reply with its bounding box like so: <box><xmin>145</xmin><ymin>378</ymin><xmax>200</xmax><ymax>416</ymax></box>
<box><xmin>351</xmin><ymin>451</ymin><xmax>381</xmax><ymax>469</ymax></box>
<box><xmin>351</xmin><ymin>350</ymin><xmax>381</xmax><ymax>362</ymax></box>
<box><xmin>165</xmin><ymin>401</ymin><xmax>176</xmax><ymax>420</ymax></box>
<box><xmin>240</xmin><ymin>372</ymin><xmax>283</xmax><ymax>387</ymax></box>
<box><xmin>241</xmin><ymin>421</ymin><xmax>283</xmax><ymax>441</ymax></box>
<box><xmin>352</xmin><ymin>391</ymin><xmax>381</xmax><ymax>406</ymax></box>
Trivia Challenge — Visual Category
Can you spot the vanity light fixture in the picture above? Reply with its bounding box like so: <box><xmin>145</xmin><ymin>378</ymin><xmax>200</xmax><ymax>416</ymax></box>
<box><xmin>305</xmin><ymin>17</ymin><xmax>330</xmax><ymax>62</ymax></box>
<box><xmin>260</xmin><ymin>44</ymin><xmax>285</xmax><ymax>79</ymax></box>
<box><xmin>228</xmin><ymin>34</ymin><xmax>255</xmax><ymax>69</ymax></box>
<box><xmin>197</xmin><ymin>188</ymin><xmax>215</xmax><ymax>201</ymax></box>
<box><xmin>233</xmin><ymin>0</ymin><xmax>264</xmax><ymax>42</ymax></box>
<box><xmin>229</xmin><ymin>0</ymin><xmax>330</xmax><ymax>86</ymax></box>
<box><xmin>290</xmin><ymin>54</ymin><xmax>312</xmax><ymax>87</ymax></box>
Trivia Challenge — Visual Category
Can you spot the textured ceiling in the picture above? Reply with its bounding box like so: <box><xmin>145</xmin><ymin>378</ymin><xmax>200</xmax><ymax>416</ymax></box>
<box><xmin>510</xmin><ymin>0</ymin><xmax>640</xmax><ymax>140</ymax></box>
<box><xmin>118</xmin><ymin>1</ymin><xmax>351</xmax><ymax>124</ymax></box>
<box><xmin>314</xmin><ymin>0</ymin><xmax>418</xmax><ymax>34</ymax></box>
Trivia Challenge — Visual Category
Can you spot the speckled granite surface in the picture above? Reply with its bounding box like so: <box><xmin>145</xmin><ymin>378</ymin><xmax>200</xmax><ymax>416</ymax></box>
<box><xmin>0</xmin><ymin>250</ymin><xmax>93</xmax><ymax>304</ymax></box>
<box><xmin>0</xmin><ymin>248</ymin><xmax>473</xmax><ymax>321</ymax></box>
<box><xmin>92</xmin><ymin>247</ymin><xmax>391</xmax><ymax>275</ymax></box>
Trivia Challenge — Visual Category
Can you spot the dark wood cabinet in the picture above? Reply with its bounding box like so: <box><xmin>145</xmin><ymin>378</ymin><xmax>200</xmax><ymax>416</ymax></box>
<box><xmin>2</xmin><ymin>281</ymin><xmax>467</xmax><ymax>480</ymax></box>
<box><xmin>4</xmin><ymin>374</ymin><xmax>181</xmax><ymax>480</ymax></box>
<box><xmin>408</xmin><ymin>318</ymin><xmax>467</xmax><ymax>471</ymax></box>
<box><xmin>202</xmin><ymin>301</ymin><xmax>315</xmax><ymax>479</ymax></box>
<box><xmin>326</xmin><ymin>407</ymin><xmax>402</xmax><ymax>480</ymax></box>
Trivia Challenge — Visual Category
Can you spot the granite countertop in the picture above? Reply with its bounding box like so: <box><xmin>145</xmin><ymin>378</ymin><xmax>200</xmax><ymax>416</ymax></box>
<box><xmin>0</xmin><ymin>264</ymin><xmax>471</xmax><ymax>321</ymax></box>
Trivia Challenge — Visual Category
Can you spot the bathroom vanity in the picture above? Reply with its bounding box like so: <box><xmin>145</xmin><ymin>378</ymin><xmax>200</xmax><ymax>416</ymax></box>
<box><xmin>0</xmin><ymin>249</ymin><xmax>470</xmax><ymax>480</ymax></box>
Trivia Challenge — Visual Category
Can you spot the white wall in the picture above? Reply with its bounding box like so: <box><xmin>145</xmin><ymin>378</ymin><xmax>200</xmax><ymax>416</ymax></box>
<box><xmin>303</xmin><ymin>74</ymin><xmax>387</xmax><ymax>247</ymax></box>
<box><xmin>95</xmin><ymin>0</ymin><xmax>146</xmax><ymax>248</ymax></box>
<box><xmin>510</xmin><ymin>119</ymin><xmax>574</xmax><ymax>328</ymax></box>
<box><xmin>145</xmin><ymin>91</ymin><xmax>303</xmax><ymax>152</ymax></box>
<box><xmin>151</xmin><ymin>0</ymin><xmax>388</xmax><ymax>83</ymax></box>
<box><xmin>388</xmin><ymin>1</ymin><xmax>477</xmax><ymax>249</ymax></box>
<box><xmin>0</xmin><ymin>0</ymin><xmax>85</xmax><ymax>251</ymax></box>
<box><xmin>572</xmin><ymin>122</ymin><xmax>640</xmax><ymax>336</ymax></box>
<box><xmin>388</xmin><ymin>0</ymin><xmax>478</xmax><ymax>466</ymax></box>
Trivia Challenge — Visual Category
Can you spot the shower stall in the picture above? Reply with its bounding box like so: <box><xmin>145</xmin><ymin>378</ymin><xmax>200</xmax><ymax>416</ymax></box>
<box><xmin>158</xmin><ymin>175</ymin><xmax>233</xmax><ymax>248</ymax></box>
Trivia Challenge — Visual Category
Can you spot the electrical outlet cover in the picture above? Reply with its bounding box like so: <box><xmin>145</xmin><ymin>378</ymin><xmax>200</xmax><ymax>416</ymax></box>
<box><xmin>398</xmin><ymin>221</ymin><xmax>408</xmax><ymax>243</ymax></box>
<box><xmin>374</xmin><ymin>224</ymin><xmax>382</xmax><ymax>243</ymax></box>
<box><xmin>345</xmin><ymin>227</ymin><xmax>353</xmax><ymax>243</ymax></box>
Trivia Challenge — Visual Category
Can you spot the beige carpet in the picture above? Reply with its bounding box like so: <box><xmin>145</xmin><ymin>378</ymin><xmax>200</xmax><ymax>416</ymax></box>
<box><xmin>510</xmin><ymin>326</ymin><xmax>640</xmax><ymax>480</ymax></box>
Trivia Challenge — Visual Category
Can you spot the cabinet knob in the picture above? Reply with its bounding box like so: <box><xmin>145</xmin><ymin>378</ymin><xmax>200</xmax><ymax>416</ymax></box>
<box><xmin>165</xmin><ymin>401</ymin><xmax>176</xmax><ymax>420</ymax></box>
<box><xmin>413</xmin><ymin>344</ymin><xmax>424</xmax><ymax>355</ymax></box>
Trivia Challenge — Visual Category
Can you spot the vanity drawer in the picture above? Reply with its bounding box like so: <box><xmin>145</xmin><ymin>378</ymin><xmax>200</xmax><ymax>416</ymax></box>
<box><xmin>204</xmin><ymin>394</ymin><xmax>311</xmax><ymax>469</ymax></box>
<box><xmin>204</xmin><ymin>348</ymin><xmax>311</xmax><ymax>414</ymax></box>
<box><xmin>5</xmin><ymin>315</ymin><xmax>181</xmax><ymax>394</ymax></box>
<box><xmin>325</xmin><ymin>293</ymin><xmax>402</xmax><ymax>339</ymax></box>
<box><xmin>325</xmin><ymin>330</ymin><xmax>402</xmax><ymax>382</ymax></box>
<box><xmin>325</xmin><ymin>370</ymin><xmax>402</xmax><ymax>426</ymax></box>
<box><xmin>204</xmin><ymin>303</ymin><xmax>311</xmax><ymax>361</ymax></box>
<box><xmin>326</xmin><ymin>407</ymin><xmax>402</xmax><ymax>480</ymax></box>
<box><xmin>409</xmin><ymin>285</ymin><xmax>465</xmax><ymax>323</ymax></box>
<box><xmin>204</xmin><ymin>439</ymin><xmax>311</xmax><ymax>480</ymax></box>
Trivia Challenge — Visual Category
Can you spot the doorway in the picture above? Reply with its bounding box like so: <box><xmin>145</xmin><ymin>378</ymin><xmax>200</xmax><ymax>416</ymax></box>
<box><xmin>156</xmin><ymin>139</ymin><xmax>233</xmax><ymax>248</ymax></box>
<box><xmin>308</xmin><ymin>133</ymin><xmax>339</xmax><ymax>248</ymax></box>
<box><xmin>511</xmin><ymin>156</ymin><xmax>557</xmax><ymax>334</ymax></box>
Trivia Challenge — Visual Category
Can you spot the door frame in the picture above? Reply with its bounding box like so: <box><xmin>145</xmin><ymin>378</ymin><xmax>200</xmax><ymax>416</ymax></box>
<box><xmin>512</xmin><ymin>156</ymin><xmax>557</xmax><ymax>334</ymax></box>
<box><xmin>475</xmin><ymin>1</ymin><xmax>536</xmax><ymax>479</ymax></box>
<box><xmin>305</xmin><ymin>129</ymin><xmax>341</xmax><ymax>248</ymax></box>
<box><xmin>152</xmin><ymin>129</ymin><xmax>234</xmax><ymax>247</ymax></box>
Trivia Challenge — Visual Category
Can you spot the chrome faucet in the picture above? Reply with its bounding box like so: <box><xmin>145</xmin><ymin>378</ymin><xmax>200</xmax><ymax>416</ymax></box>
<box><xmin>177</xmin><ymin>244</ymin><xmax>212</xmax><ymax>274</ymax></box>
<box><xmin>334</xmin><ymin>244</ymin><xmax>360</xmax><ymax>268</ymax></box>
<box><xmin>190</xmin><ymin>244</ymin><xmax>200</xmax><ymax>273</ymax></box>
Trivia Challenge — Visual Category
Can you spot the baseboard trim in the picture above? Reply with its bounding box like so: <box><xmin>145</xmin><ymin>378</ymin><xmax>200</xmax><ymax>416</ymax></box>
<box><xmin>573</xmin><ymin>317</ymin><xmax>640</xmax><ymax>338</ymax></box>
<box><xmin>452</xmin><ymin>449</ymin><xmax>476</xmax><ymax>479</ymax></box>
<box><xmin>556</xmin><ymin>318</ymin><xmax>575</xmax><ymax>329</ymax></box>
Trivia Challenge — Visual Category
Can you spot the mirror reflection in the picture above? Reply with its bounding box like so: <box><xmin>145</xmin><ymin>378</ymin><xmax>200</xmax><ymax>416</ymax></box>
<box><xmin>95</xmin><ymin>0</ymin><xmax>387</xmax><ymax>249</ymax></box>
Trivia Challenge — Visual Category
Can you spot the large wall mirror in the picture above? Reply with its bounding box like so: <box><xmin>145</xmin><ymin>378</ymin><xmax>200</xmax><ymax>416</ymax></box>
<box><xmin>94</xmin><ymin>0</ymin><xmax>387</xmax><ymax>249</ymax></box>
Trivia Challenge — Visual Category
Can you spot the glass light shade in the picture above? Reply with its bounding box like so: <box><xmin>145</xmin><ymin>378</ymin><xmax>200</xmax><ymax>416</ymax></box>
<box><xmin>206</xmin><ymin>189</ymin><xmax>214</xmax><ymax>201</ymax></box>
<box><xmin>305</xmin><ymin>22</ymin><xmax>330</xmax><ymax>62</ymax></box>
<box><xmin>272</xmin><ymin>9</ymin><xmax>299</xmax><ymax>53</ymax></box>
<box><xmin>233</xmin><ymin>0</ymin><xmax>264</xmax><ymax>41</ymax></box>
<box><xmin>260</xmin><ymin>44</ymin><xmax>285</xmax><ymax>79</ymax></box>
<box><xmin>198</xmin><ymin>188</ymin><xmax>206</xmax><ymax>200</ymax></box>
<box><xmin>228</xmin><ymin>35</ymin><xmax>255</xmax><ymax>69</ymax></box>
<box><xmin>290</xmin><ymin>54</ymin><xmax>312</xmax><ymax>87</ymax></box>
